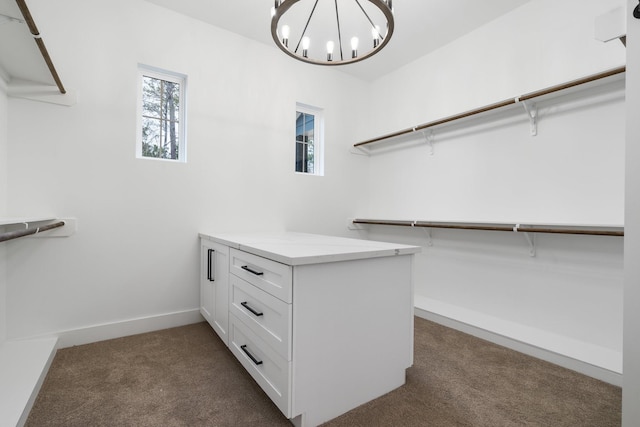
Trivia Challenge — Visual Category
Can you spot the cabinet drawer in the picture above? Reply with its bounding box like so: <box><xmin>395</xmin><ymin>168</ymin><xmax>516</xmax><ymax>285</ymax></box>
<box><xmin>230</xmin><ymin>248</ymin><xmax>292</xmax><ymax>303</ymax></box>
<box><xmin>229</xmin><ymin>274</ymin><xmax>292</xmax><ymax>361</ymax></box>
<box><xmin>229</xmin><ymin>314</ymin><xmax>291</xmax><ymax>418</ymax></box>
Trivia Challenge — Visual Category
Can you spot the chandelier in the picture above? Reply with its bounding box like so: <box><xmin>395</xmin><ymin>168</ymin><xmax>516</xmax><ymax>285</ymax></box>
<box><xmin>271</xmin><ymin>0</ymin><xmax>395</xmax><ymax>66</ymax></box>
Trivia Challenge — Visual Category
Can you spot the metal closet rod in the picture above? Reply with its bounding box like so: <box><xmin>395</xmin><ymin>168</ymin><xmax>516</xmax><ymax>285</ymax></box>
<box><xmin>354</xmin><ymin>65</ymin><xmax>626</xmax><ymax>148</ymax></box>
<box><xmin>15</xmin><ymin>0</ymin><xmax>66</xmax><ymax>94</ymax></box>
<box><xmin>0</xmin><ymin>221</ymin><xmax>65</xmax><ymax>243</ymax></box>
<box><xmin>352</xmin><ymin>219</ymin><xmax>624</xmax><ymax>237</ymax></box>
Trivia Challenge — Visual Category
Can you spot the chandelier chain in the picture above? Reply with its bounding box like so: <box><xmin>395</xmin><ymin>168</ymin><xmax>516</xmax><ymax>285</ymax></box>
<box><xmin>355</xmin><ymin>0</ymin><xmax>384</xmax><ymax>41</ymax></box>
<box><xmin>335</xmin><ymin>0</ymin><xmax>344</xmax><ymax>61</ymax></box>
<box><xmin>294</xmin><ymin>0</ymin><xmax>320</xmax><ymax>54</ymax></box>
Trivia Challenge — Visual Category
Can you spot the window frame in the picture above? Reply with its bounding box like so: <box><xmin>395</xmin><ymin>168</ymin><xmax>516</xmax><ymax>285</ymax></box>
<box><xmin>295</xmin><ymin>102</ymin><xmax>324</xmax><ymax>176</ymax></box>
<box><xmin>136</xmin><ymin>64</ymin><xmax>187</xmax><ymax>162</ymax></box>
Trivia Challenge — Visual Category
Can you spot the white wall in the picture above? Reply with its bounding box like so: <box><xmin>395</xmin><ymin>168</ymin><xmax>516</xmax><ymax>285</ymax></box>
<box><xmin>0</xmin><ymin>77</ymin><xmax>8</xmax><ymax>344</ymax></box>
<box><xmin>2</xmin><ymin>0</ymin><xmax>630</xmax><ymax>391</ymax></box>
<box><xmin>365</xmin><ymin>0</ymin><xmax>626</xmax><ymax>139</ymax></box>
<box><xmin>623</xmin><ymin>0</ymin><xmax>640</xmax><ymax>424</ymax></box>
<box><xmin>357</xmin><ymin>0</ymin><xmax>626</xmax><ymax>380</ymax></box>
<box><xmin>4</xmin><ymin>0</ymin><xmax>370</xmax><ymax>341</ymax></box>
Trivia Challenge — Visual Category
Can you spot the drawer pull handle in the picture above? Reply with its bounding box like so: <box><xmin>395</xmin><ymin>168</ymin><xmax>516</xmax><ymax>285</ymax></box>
<box><xmin>241</xmin><ymin>301</ymin><xmax>264</xmax><ymax>317</ymax></box>
<box><xmin>207</xmin><ymin>249</ymin><xmax>215</xmax><ymax>282</ymax></box>
<box><xmin>240</xmin><ymin>344</ymin><xmax>263</xmax><ymax>365</ymax></box>
<box><xmin>241</xmin><ymin>265</ymin><xmax>264</xmax><ymax>276</ymax></box>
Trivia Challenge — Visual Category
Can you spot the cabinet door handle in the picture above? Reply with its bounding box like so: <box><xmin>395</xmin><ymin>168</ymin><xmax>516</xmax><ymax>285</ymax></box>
<box><xmin>241</xmin><ymin>301</ymin><xmax>264</xmax><ymax>317</ymax></box>
<box><xmin>241</xmin><ymin>265</ymin><xmax>264</xmax><ymax>276</ymax></box>
<box><xmin>207</xmin><ymin>249</ymin><xmax>215</xmax><ymax>282</ymax></box>
<box><xmin>240</xmin><ymin>344</ymin><xmax>263</xmax><ymax>365</ymax></box>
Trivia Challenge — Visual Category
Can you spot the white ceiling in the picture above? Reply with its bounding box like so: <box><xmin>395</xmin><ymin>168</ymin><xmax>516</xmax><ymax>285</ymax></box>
<box><xmin>145</xmin><ymin>0</ymin><xmax>532</xmax><ymax>81</ymax></box>
<box><xmin>0</xmin><ymin>0</ymin><xmax>532</xmax><ymax>87</ymax></box>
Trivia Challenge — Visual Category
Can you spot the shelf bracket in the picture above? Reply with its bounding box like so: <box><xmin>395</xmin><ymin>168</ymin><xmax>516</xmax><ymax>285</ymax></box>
<box><xmin>347</xmin><ymin>218</ymin><xmax>367</xmax><ymax>230</ymax></box>
<box><xmin>521</xmin><ymin>101</ymin><xmax>538</xmax><ymax>136</ymax></box>
<box><xmin>421</xmin><ymin>130</ymin><xmax>435</xmax><ymax>156</ymax></box>
<box><xmin>420</xmin><ymin>225</ymin><xmax>433</xmax><ymax>247</ymax></box>
<box><xmin>524</xmin><ymin>232</ymin><xmax>536</xmax><ymax>257</ymax></box>
<box><xmin>514</xmin><ymin>224</ymin><xmax>536</xmax><ymax>257</ymax></box>
<box><xmin>349</xmin><ymin>146</ymin><xmax>370</xmax><ymax>156</ymax></box>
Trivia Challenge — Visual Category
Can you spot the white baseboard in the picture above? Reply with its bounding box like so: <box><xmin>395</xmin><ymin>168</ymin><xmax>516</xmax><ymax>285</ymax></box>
<box><xmin>53</xmin><ymin>309</ymin><xmax>204</xmax><ymax>349</ymax></box>
<box><xmin>414</xmin><ymin>303</ymin><xmax>622</xmax><ymax>387</ymax></box>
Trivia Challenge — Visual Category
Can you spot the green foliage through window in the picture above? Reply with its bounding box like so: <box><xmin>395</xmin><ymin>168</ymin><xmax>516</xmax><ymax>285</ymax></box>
<box><xmin>141</xmin><ymin>75</ymin><xmax>181</xmax><ymax>160</ymax></box>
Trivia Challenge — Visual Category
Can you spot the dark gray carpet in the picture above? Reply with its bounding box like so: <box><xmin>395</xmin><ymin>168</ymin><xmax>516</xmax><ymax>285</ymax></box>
<box><xmin>26</xmin><ymin>317</ymin><xmax>621</xmax><ymax>426</ymax></box>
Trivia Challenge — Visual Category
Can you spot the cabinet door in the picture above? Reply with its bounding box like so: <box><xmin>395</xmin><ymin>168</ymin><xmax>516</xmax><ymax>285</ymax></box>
<box><xmin>200</xmin><ymin>239</ymin><xmax>230</xmax><ymax>346</ymax></box>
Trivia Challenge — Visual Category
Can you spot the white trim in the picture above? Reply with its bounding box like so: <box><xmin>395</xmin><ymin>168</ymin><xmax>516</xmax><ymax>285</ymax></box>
<box><xmin>49</xmin><ymin>308</ymin><xmax>203</xmax><ymax>348</ymax></box>
<box><xmin>414</xmin><ymin>303</ymin><xmax>622</xmax><ymax>386</ymax></box>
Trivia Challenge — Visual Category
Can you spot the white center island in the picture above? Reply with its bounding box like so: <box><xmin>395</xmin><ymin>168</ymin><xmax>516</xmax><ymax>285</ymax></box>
<box><xmin>199</xmin><ymin>232</ymin><xmax>420</xmax><ymax>426</ymax></box>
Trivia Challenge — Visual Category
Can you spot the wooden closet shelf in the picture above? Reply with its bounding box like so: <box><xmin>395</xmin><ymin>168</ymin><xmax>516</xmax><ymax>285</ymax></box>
<box><xmin>0</xmin><ymin>221</ymin><xmax>66</xmax><ymax>243</ymax></box>
<box><xmin>354</xmin><ymin>65</ymin><xmax>626</xmax><ymax>148</ymax></box>
<box><xmin>352</xmin><ymin>219</ymin><xmax>624</xmax><ymax>237</ymax></box>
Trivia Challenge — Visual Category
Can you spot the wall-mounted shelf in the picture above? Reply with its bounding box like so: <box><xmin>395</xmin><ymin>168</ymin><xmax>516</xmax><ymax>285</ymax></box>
<box><xmin>0</xmin><ymin>336</ymin><xmax>58</xmax><ymax>427</ymax></box>
<box><xmin>14</xmin><ymin>0</ymin><xmax>66</xmax><ymax>94</ymax></box>
<box><xmin>350</xmin><ymin>218</ymin><xmax>624</xmax><ymax>236</ymax></box>
<box><xmin>353</xmin><ymin>66</ymin><xmax>626</xmax><ymax>150</ymax></box>
<box><xmin>0</xmin><ymin>0</ymin><xmax>74</xmax><ymax>105</ymax></box>
<box><xmin>350</xmin><ymin>218</ymin><xmax>623</xmax><ymax>257</ymax></box>
<box><xmin>0</xmin><ymin>216</ymin><xmax>56</xmax><ymax>226</ymax></box>
<box><xmin>0</xmin><ymin>217</ymin><xmax>76</xmax><ymax>243</ymax></box>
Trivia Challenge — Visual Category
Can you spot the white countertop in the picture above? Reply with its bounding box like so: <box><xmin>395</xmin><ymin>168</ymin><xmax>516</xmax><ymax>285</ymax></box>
<box><xmin>199</xmin><ymin>232</ymin><xmax>421</xmax><ymax>266</ymax></box>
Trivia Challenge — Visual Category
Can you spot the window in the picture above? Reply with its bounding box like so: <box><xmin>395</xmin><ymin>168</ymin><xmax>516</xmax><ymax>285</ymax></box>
<box><xmin>295</xmin><ymin>103</ymin><xmax>324</xmax><ymax>175</ymax></box>
<box><xmin>137</xmin><ymin>65</ymin><xmax>186</xmax><ymax>161</ymax></box>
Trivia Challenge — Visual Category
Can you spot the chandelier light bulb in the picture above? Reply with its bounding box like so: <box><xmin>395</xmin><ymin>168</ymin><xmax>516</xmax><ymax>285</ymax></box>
<box><xmin>372</xmin><ymin>25</ymin><xmax>381</xmax><ymax>48</ymax></box>
<box><xmin>281</xmin><ymin>25</ymin><xmax>290</xmax><ymax>48</ymax></box>
<box><xmin>302</xmin><ymin>36</ymin><xmax>310</xmax><ymax>58</ymax></box>
<box><xmin>326</xmin><ymin>40</ymin><xmax>334</xmax><ymax>61</ymax></box>
<box><xmin>270</xmin><ymin>0</ymin><xmax>394</xmax><ymax>66</ymax></box>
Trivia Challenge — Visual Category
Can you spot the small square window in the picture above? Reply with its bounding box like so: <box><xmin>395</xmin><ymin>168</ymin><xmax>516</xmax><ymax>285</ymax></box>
<box><xmin>295</xmin><ymin>103</ymin><xmax>324</xmax><ymax>175</ymax></box>
<box><xmin>137</xmin><ymin>65</ymin><xmax>187</xmax><ymax>162</ymax></box>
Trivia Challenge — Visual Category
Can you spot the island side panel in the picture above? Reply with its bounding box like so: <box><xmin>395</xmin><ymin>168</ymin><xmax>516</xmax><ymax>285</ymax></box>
<box><xmin>290</xmin><ymin>254</ymin><xmax>414</xmax><ymax>426</ymax></box>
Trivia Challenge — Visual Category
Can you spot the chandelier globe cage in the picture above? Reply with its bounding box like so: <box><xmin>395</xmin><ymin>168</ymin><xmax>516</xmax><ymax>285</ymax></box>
<box><xmin>271</xmin><ymin>0</ymin><xmax>395</xmax><ymax>66</ymax></box>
